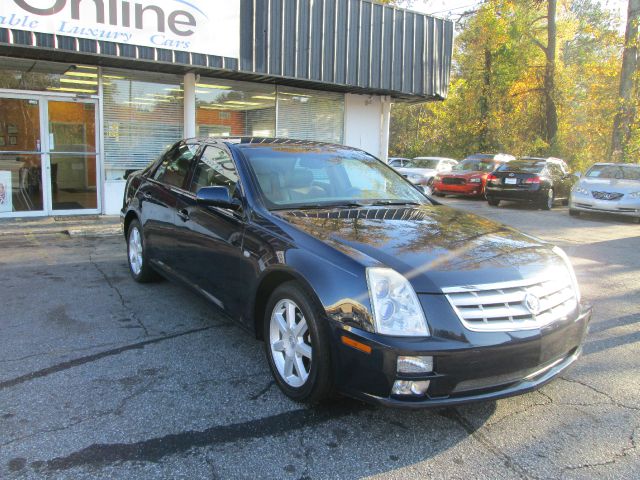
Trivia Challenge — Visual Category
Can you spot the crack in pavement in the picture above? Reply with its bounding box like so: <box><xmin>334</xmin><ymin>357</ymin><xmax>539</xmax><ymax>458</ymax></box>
<box><xmin>0</xmin><ymin>326</ymin><xmax>214</xmax><ymax>391</ymax></box>
<box><xmin>561</xmin><ymin>425</ymin><xmax>639</xmax><ymax>472</ymax></box>
<box><xmin>559</xmin><ymin>377</ymin><xmax>640</xmax><ymax>411</ymax></box>
<box><xmin>34</xmin><ymin>403</ymin><xmax>367</xmax><ymax>472</ymax></box>
<box><xmin>440</xmin><ymin>407</ymin><xmax>537</xmax><ymax>480</ymax></box>
<box><xmin>89</xmin><ymin>252</ymin><xmax>150</xmax><ymax>336</ymax></box>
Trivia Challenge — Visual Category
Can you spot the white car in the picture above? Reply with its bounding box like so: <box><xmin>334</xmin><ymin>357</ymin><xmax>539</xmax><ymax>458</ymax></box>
<box><xmin>570</xmin><ymin>163</ymin><xmax>640</xmax><ymax>222</ymax></box>
<box><xmin>396</xmin><ymin>157</ymin><xmax>458</xmax><ymax>186</ymax></box>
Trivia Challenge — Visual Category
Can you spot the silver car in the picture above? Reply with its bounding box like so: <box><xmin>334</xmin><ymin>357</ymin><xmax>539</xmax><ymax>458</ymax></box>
<box><xmin>396</xmin><ymin>157</ymin><xmax>458</xmax><ymax>187</ymax></box>
<box><xmin>570</xmin><ymin>163</ymin><xmax>640</xmax><ymax>222</ymax></box>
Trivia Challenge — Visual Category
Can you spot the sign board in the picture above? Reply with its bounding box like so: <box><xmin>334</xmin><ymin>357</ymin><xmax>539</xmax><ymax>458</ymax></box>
<box><xmin>0</xmin><ymin>0</ymin><xmax>240</xmax><ymax>59</ymax></box>
<box><xmin>0</xmin><ymin>171</ymin><xmax>12</xmax><ymax>213</ymax></box>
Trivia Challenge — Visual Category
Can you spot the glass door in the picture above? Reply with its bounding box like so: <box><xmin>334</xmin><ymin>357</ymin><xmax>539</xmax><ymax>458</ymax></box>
<box><xmin>46</xmin><ymin>99</ymin><xmax>99</xmax><ymax>213</ymax></box>
<box><xmin>0</xmin><ymin>97</ymin><xmax>45</xmax><ymax>216</ymax></box>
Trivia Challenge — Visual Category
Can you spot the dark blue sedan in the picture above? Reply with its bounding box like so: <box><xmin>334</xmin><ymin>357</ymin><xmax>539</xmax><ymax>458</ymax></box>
<box><xmin>121</xmin><ymin>137</ymin><xmax>591</xmax><ymax>407</ymax></box>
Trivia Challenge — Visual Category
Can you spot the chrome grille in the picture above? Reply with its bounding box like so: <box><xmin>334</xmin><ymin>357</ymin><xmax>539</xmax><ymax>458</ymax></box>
<box><xmin>444</xmin><ymin>274</ymin><xmax>578</xmax><ymax>332</ymax></box>
<box><xmin>592</xmin><ymin>191</ymin><xmax>623</xmax><ymax>201</ymax></box>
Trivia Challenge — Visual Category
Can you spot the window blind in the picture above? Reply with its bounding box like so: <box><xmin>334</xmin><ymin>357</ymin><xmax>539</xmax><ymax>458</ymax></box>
<box><xmin>276</xmin><ymin>86</ymin><xmax>344</xmax><ymax>144</ymax></box>
<box><xmin>103</xmin><ymin>69</ymin><xmax>184</xmax><ymax>172</ymax></box>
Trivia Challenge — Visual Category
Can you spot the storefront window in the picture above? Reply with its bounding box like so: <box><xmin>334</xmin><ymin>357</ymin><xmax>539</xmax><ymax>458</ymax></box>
<box><xmin>196</xmin><ymin>78</ymin><xmax>276</xmax><ymax>137</ymax></box>
<box><xmin>0</xmin><ymin>57</ymin><xmax>98</xmax><ymax>95</ymax></box>
<box><xmin>276</xmin><ymin>86</ymin><xmax>344</xmax><ymax>144</ymax></box>
<box><xmin>102</xmin><ymin>69</ymin><xmax>184</xmax><ymax>179</ymax></box>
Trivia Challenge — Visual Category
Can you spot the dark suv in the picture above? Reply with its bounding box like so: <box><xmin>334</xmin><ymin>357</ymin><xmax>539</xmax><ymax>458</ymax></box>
<box><xmin>485</xmin><ymin>157</ymin><xmax>575</xmax><ymax>210</ymax></box>
<box><xmin>121</xmin><ymin>138</ymin><xmax>590</xmax><ymax>408</ymax></box>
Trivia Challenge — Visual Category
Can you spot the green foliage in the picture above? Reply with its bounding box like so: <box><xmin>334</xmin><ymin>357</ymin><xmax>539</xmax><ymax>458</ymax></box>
<box><xmin>390</xmin><ymin>0</ymin><xmax>624</xmax><ymax>172</ymax></box>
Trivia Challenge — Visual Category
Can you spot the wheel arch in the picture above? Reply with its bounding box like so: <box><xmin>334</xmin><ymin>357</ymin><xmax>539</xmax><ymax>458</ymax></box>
<box><xmin>123</xmin><ymin>210</ymin><xmax>139</xmax><ymax>239</ymax></box>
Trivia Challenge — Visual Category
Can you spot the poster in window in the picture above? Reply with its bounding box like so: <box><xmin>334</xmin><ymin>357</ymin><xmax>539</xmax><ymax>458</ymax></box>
<box><xmin>0</xmin><ymin>171</ymin><xmax>12</xmax><ymax>213</ymax></box>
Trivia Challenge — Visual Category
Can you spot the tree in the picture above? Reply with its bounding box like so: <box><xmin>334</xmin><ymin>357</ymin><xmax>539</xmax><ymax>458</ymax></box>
<box><xmin>611</xmin><ymin>0</ymin><xmax>640</xmax><ymax>162</ymax></box>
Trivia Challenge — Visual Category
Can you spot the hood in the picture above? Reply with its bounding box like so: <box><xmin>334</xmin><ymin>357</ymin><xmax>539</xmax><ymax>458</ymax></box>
<box><xmin>397</xmin><ymin>167</ymin><xmax>438</xmax><ymax>177</ymax></box>
<box><xmin>578</xmin><ymin>177</ymin><xmax>640</xmax><ymax>194</ymax></box>
<box><xmin>440</xmin><ymin>171</ymin><xmax>487</xmax><ymax>179</ymax></box>
<box><xmin>276</xmin><ymin>205</ymin><xmax>561</xmax><ymax>293</ymax></box>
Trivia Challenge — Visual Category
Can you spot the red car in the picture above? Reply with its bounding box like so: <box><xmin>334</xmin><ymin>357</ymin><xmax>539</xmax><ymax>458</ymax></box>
<box><xmin>432</xmin><ymin>154</ymin><xmax>515</xmax><ymax>198</ymax></box>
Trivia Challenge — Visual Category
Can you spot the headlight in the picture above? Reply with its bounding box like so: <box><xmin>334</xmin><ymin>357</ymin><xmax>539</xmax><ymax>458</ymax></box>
<box><xmin>469</xmin><ymin>177</ymin><xmax>482</xmax><ymax>183</ymax></box>
<box><xmin>574</xmin><ymin>187</ymin><xmax>589</xmax><ymax>195</ymax></box>
<box><xmin>629</xmin><ymin>191</ymin><xmax>640</xmax><ymax>199</ymax></box>
<box><xmin>552</xmin><ymin>246</ymin><xmax>581</xmax><ymax>303</ymax></box>
<box><xmin>366</xmin><ymin>268</ymin><xmax>430</xmax><ymax>336</ymax></box>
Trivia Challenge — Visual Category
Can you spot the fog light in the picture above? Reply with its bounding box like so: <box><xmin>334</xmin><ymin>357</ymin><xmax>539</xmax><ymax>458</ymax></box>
<box><xmin>392</xmin><ymin>380</ymin><xmax>430</xmax><ymax>396</ymax></box>
<box><xmin>397</xmin><ymin>356</ymin><xmax>433</xmax><ymax>374</ymax></box>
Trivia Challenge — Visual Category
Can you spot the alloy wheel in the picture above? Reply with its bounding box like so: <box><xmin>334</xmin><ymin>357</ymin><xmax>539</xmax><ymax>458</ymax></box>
<box><xmin>269</xmin><ymin>299</ymin><xmax>312</xmax><ymax>388</ymax></box>
<box><xmin>128</xmin><ymin>227</ymin><xmax>143</xmax><ymax>276</ymax></box>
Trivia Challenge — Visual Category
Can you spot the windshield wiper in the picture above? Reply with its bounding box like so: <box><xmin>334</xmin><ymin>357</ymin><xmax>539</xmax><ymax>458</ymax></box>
<box><xmin>274</xmin><ymin>202</ymin><xmax>367</xmax><ymax>211</ymax></box>
<box><xmin>367</xmin><ymin>200</ymin><xmax>422</xmax><ymax>206</ymax></box>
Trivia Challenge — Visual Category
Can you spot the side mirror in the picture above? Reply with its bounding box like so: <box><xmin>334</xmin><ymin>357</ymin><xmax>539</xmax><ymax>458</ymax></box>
<box><xmin>196</xmin><ymin>186</ymin><xmax>242</xmax><ymax>210</ymax></box>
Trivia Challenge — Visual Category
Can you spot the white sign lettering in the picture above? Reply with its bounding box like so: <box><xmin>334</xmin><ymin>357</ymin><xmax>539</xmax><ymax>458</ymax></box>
<box><xmin>0</xmin><ymin>0</ymin><xmax>240</xmax><ymax>58</ymax></box>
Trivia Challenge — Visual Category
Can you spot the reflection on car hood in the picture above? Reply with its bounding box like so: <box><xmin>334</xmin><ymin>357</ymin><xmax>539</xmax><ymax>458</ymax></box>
<box><xmin>578</xmin><ymin>177</ymin><xmax>640</xmax><ymax>194</ymax></box>
<box><xmin>397</xmin><ymin>167</ymin><xmax>438</xmax><ymax>177</ymax></box>
<box><xmin>277</xmin><ymin>205</ymin><xmax>560</xmax><ymax>293</ymax></box>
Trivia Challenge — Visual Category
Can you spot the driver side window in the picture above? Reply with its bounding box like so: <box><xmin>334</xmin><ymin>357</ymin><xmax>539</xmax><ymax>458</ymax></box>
<box><xmin>189</xmin><ymin>146</ymin><xmax>239</xmax><ymax>195</ymax></box>
<box><xmin>153</xmin><ymin>143</ymin><xmax>198</xmax><ymax>189</ymax></box>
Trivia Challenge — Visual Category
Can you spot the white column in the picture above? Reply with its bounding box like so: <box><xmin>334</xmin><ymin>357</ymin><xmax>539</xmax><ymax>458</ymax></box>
<box><xmin>183</xmin><ymin>72</ymin><xmax>197</xmax><ymax>138</ymax></box>
<box><xmin>380</xmin><ymin>95</ymin><xmax>391</xmax><ymax>163</ymax></box>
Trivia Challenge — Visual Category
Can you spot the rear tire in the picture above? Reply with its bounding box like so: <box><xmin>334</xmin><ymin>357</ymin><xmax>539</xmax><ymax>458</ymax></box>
<box><xmin>434</xmin><ymin>191</ymin><xmax>445</xmax><ymax>197</ymax></box>
<box><xmin>126</xmin><ymin>219</ymin><xmax>158</xmax><ymax>283</ymax></box>
<box><xmin>487</xmin><ymin>197</ymin><xmax>500</xmax><ymax>207</ymax></box>
<box><xmin>264</xmin><ymin>282</ymin><xmax>334</xmax><ymax>404</ymax></box>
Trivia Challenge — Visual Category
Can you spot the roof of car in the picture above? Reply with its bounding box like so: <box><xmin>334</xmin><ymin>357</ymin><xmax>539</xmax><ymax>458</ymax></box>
<box><xmin>413</xmin><ymin>156</ymin><xmax>457</xmax><ymax>161</ymax></box>
<box><xmin>590</xmin><ymin>162</ymin><xmax>640</xmax><ymax>167</ymax></box>
<box><xmin>185</xmin><ymin>136</ymin><xmax>359</xmax><ymax>151</ymax></box>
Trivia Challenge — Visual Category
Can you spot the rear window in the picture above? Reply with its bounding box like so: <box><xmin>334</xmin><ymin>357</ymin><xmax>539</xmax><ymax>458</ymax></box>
<box><xmin>497</xmin><ymin>161</ymin><xmax>545</xmax><ymax>174</ymax></box>
<box><xmin>454</xmin><ymin>159</ymin><xmax>495</xmax><ymax>172</ymax></box>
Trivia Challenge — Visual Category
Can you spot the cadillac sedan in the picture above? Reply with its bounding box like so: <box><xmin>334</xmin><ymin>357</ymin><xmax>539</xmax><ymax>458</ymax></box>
<box><xmin>570</xmin><ymin>163</ymin><xmax>640</xmax><ymax>222</ymax></box>
<box><xmin>121</xmin><ymin>137</ymin><xmax>591</xmax><ymax>408</ymax></box>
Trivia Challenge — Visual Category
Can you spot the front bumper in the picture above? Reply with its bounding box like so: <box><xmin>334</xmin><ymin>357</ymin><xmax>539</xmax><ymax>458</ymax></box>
<box><xmin>329</xmin><ymin>303</ymin><xmax>591</xmax><ymax>408</ymax></box>
<box><xmin>434</xmin><ymin>182</ymin><xmax>484</xmax><ymax>196</ymax></box>
<box><xmin>570</xmin><ymin>195</ymin><xmax>640</xmax><ymax>218</ymax></box>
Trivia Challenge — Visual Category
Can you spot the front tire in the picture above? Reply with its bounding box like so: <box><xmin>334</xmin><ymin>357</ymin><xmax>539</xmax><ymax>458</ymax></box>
<box><xmin>264</xmin><ymin>282</ymin><xmax>334</xmax><ymax>403</ymax></box>
<box><xmin>126</xmin><ymin>219</ymin><xmax>157</xmax><ymax>283</ymax></box>
<box><xmin>487</xmin><ymin>197</ymin><xmax>500</xmax><ymax>207</ymax></box>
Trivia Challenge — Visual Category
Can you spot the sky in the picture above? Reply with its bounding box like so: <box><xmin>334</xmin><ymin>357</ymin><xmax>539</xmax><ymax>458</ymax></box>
<box><xmin>408</xmin><ymin>0</ymin><xmax>627</xmax><ymax>27</ymax></box>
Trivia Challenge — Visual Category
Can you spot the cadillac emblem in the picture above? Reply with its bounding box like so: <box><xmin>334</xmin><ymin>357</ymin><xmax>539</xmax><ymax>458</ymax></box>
<box><xmin>524</xmin><ymin>293</ymin><xmax>541</xmax><ymax>315</ymax></box>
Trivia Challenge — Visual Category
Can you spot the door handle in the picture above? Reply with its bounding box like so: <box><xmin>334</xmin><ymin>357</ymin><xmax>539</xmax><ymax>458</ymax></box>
<box><xmin>177</xmin><ymin>209</ymin><xmax>190</xmax><ymax>222</ymax></box>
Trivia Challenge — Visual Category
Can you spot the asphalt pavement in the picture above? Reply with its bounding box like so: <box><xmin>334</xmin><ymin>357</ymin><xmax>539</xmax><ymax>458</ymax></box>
<box><xmin>0</xmin><ymin>198</ymin><xmax>638</xmax><ymax>479</ymax></box>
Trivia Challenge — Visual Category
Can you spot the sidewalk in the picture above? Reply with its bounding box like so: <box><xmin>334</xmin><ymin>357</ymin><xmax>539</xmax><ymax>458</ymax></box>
<box><xmin>0</xmin><ymin>215</ymin><xmax>122</xmax><ymax>237</ymax></box>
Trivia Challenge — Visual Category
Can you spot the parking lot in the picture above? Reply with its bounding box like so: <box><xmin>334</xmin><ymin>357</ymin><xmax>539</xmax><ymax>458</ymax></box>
<box><xmin>0</xmin><ymin>199</ymin><xmax>638</xmax><ymax>480</ymax></box>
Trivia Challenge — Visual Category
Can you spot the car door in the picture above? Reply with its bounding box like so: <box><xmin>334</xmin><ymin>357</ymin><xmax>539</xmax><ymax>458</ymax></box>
<box><xmin>172</xmin><ymin>144</ymin><xmax>250</xmax><ymax>317</ymax></box>
<box><xmin>547</xmin><ymin>163</ymin><xmax>567</xmax><ymax>198</ymax></box>
<box><xmin>139</xmin><ymin>142</ymin><xmax>197</xmax><ymax>266</ymax></box>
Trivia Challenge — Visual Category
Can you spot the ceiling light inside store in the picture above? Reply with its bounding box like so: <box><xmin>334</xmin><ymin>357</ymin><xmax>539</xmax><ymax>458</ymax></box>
<box><xmin>76</xmin><ymin>65</ymin><xmax>98</xmax><ymax>70</ymax></box>
<box><xmin>60</xmin><ymin>78</ymin><xmax>98</xmax><ymax>85</ymax></box>
<box><xmin>47</xmin><ymin>86</ymin><xmax>96</xmax><ymax>93</ymax></box>
<box><xmin>279</xmin><ymin>92</ymin><xmax>311</xmax><ymax>97</ymax></box>
<box><xmin>196</xmin><ymin>84</ymin><xmax>232</xmax><ymax>90</ymax></box>
<box><xmin>224</xmin><ymin>101</ymin><xmax>261</xmax><ymax>106</ymax></box>
<box><xmin>252</xmin><ymin>96</ymin><xmax>276</xmax><ymax>100</ymax></box>
<box><xmin>164</xmin><ymin>87</ymin><xmax>183</xmax><ymax>92</ymax></box>
<box><xmin>65</xmin><ymin>71</ymin><xmax>98</xmax><ymax>78</ymax></box>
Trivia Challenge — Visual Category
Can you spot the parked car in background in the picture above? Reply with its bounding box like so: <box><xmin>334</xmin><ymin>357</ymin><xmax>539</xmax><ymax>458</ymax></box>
<box><xmin>121</xmin><ymin>137</ymin><xmax>590</xmax><ymax>407</ymax></box>
<box><xmin>388</xmin><ymin>157</ymin><xmax>412</xmax><ymax>168</ymax></box>
<box><xmin>570</xmin><ymin>163</ymin><xmax>640</xmax><ymax>223</ymax></box>
<box><xmin>397</xmin><ymin>157</ymin><xmax>458</xmax><ymax>187</ymax></box>
<box><xmin>432</xmin><ymin>153</ymin><xmax>515</xmax><ymax>198</ymax></box>
<box><xmin>485</xmin><ymin>157</ymin><xmax>575</xmax><ymax>210</ymax></box>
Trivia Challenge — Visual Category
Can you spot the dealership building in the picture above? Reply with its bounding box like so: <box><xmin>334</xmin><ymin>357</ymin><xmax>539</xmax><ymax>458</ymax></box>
<box><xmin>0</xmin><ymin>0</ymin><xmax>452</xmax><ymax>217</ymax></box>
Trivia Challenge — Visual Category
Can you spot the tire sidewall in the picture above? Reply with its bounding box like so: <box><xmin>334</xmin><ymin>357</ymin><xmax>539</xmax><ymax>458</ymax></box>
<box><xmin>263</xmin><ymin>282</ymin><xmax>329</xmax><ymax>402</ymax></box>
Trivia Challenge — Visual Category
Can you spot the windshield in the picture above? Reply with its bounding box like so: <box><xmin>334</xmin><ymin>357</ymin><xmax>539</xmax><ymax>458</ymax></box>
<box><xmin>405</xmin><ymin>159</ymin><xmax>440</xmax><ymax>169</ymax></box>
<box><xmin>453</xmin><ymin>159</ymin><xmax>495</xmax><ymax>172</ymax></box>
<box><xmin>497</xmin><ymin>161</ymin><xmax>545</xmax><ymax>174</ymax></box>
<box><xmin>586</xmin><ymin>165</ymin><xmax>640</xmax><ymax>180</ymax></box>
<box><xmin>241</xmin><ymin>146</ymin><xmax>426</xmax><ymax>210</ymax></box>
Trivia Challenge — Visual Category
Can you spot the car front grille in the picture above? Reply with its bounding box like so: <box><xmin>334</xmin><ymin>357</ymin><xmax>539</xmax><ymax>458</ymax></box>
<box><xmin>442</xmin><ymin>177</ymin><xmax>465</xmax><ymax>185</ymax></box>
<box><xmin>592</xmin><ymin>191</ymin><xmax>624</xmax><ymax>201</ymax></box>
<box><xmin>443</xmin><ymin>274</ymin><xmax>577</xmax><ymax>332</ymax></box>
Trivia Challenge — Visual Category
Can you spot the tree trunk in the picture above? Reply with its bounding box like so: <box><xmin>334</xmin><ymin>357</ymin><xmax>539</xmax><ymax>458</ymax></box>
<box><xmin>611</xmin><ymin>0</ymin><xmax>640</xmax><ymax>162</ymax></box>
<box><xmin>479</xmin><ymin>47</ymin><xmax>492</xmax><ymax>151</ymax></box>
<box><xmin>543</xmin><ymin>0</ymin><xmax>558</xmax><ymax>147</ymax></box>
